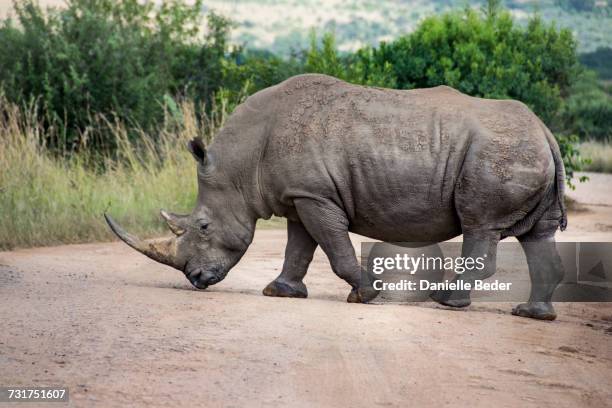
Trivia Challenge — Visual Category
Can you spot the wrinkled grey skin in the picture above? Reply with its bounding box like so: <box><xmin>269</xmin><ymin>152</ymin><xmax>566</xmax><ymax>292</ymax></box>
<box><xmin>106</xmin><ymin>74</ymin><xmax>567</xmax><ymax>320</ymax></box>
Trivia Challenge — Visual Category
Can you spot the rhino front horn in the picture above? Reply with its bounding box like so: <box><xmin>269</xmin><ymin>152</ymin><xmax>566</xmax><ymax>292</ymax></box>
<box><xmin>104</xmin><ymin>213</ymin><xmax>183</xmax><ymax>270</ymax></box>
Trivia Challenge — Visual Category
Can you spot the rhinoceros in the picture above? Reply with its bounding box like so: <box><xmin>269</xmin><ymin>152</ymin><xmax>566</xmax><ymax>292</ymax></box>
<box><xmin>105</xmin><ymin>74</ymin><xmax>567</xmax><ymax>320</ymax></box>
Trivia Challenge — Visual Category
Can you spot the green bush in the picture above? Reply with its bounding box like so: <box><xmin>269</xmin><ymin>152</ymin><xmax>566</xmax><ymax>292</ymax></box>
<box><xmin>370</xmin><ymin>4</ymin><xmax>580</xmax><ymax>126</ymax></box>
<box><xmin>560</xmin><ymin>70</ymin><xmax>612</xmax><ymax>142</ymax></box>
<box><xmin>304</xmin><ymin>32</ymin><xmax>396</xmax><ymax>88</ymax></box>
<box><xmin>222</xmin><ymin>48</ymin><xmax>304</xmax><ymax>95</ymax></box>
<box><xmin>580</xmin><ymin>47</ymin><xmax>612</xmax><ymax>80</ymax></box>
<box><xmin>0</xmin><ymin>0</ymin><xmax>231</xmax><ymax>151</ymax></box>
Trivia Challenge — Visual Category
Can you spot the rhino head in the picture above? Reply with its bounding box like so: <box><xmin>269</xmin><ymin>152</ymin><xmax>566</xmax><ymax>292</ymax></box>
<box><xmin>105</xmin><ymin>137</ymin><xmax>256</xmax><ymax>289</ymax></box>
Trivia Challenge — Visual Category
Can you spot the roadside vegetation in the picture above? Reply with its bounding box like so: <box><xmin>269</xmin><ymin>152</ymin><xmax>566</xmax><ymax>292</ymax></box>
<box><xmin>0</xmin><ymin>98</ymin><xmax>200</xmax><ymax>249</ymax></box>
<box><xmin>580</xmin><ymin>142</ymin><xmax>612</xmax><ymax>173</ymax></box>
<box><xmin>0</xmin><ymin>0</ymin><xmax>609</xmax><ymax>249</ymax></box>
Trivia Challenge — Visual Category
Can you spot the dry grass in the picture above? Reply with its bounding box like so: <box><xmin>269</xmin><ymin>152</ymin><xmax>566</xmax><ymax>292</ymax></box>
<box><xmin>580</xmin><ymin>141</ymin><xmax>612</xmax><ymax>173</ymax></box>
<box><xmin>0</xmin><ymin>96</ymin><xmax>284</xmax><ymax>250</ymax></box>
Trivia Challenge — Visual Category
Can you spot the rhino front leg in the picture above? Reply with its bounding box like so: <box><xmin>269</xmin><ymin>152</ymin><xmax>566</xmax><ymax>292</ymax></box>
<box><xmin>293</xmin><ymin>198</ymin><xmax>379</xmax><ymax>303</ymax></box>
<box><xmin>263</xmin><ymin>219</ymin><xmax>317</xmax><ymax>298</ymax></box>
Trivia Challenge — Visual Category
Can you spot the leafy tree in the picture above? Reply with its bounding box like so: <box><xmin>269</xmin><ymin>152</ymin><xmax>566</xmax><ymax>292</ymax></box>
<box><xmin>0</xmin><ymin>0</ymin><xmax>230</xmax><ymax>150</ymax></box>
<box><xmin>560</xmin><ymin>70</ymin><xmax>612</xmax><ymax>142</ymax></box>
<box><xmin>579</xmin><ymin>47</ymin><xmax>612</xmax><ymax>80</ymax></box>
<box><xmin>305</xmin><ymin>32</ymin><xmax>346</xmax><ymax>79</ymax></box>
<box><xmin>223</xmin><ymin>48</ymin><xmax>303</xmax><ymax>95</ymax></box>
<box><xmin>304</xmin><ymin>32</ymin><xmax>395</xmax><ymax>87</ymax></box>
<box><xmin>372</xmin><ymin>5</ymin><xmax>580</xmax><ymax>125</ymax></box>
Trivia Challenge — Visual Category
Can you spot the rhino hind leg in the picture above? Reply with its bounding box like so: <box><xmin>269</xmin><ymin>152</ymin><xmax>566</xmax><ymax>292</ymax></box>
<box><xmin>512</xmin><ymin>216</ymin><xmax>563</xmax><ymax>320</ymax></box>
<box><xmin>263</xmin><ymin>219</ymin><xmax>316</xmax><ymax>299</ymax></box>
<box><xmin>512</xmin><ymin>302</ymin><xmax>556</xmax><ymax>320</ymax></box>
<box><xmin>430</xmin><ymin>232</ymin><xmax>500</xmax><ymax>308</ymax></box>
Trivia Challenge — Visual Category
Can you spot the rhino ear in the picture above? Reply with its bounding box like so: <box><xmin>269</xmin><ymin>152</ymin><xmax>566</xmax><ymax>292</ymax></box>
<box><xmin>187</xmin><ymin>137</ymin><xmax>207</xmax><ymax>165</ymax></box>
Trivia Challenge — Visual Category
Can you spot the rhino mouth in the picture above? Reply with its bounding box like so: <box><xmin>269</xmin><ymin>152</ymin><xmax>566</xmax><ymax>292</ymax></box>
<box><xmin>186</xmin><ymin>267</ymin><xmax>223</xmax><ymax>289</ymax></box>
<box><xmin>190</xmin><ymin>279</ymin><xmax>210</xmax><ymax>290</ymax></box>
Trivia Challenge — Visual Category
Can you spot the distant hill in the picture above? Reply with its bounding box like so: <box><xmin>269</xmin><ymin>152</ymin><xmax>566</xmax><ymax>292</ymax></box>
<box><xmin>2</xmin><ymin>0</ymin><xmax>609</xmax><ymax>54</ymax></box>
<box><xmin>205</xmin><ymin>0</ymin><xmax>611</xmax><ymax>54</ymax></box>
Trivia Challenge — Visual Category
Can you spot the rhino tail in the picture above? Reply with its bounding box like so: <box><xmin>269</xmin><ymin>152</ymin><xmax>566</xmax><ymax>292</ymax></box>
<box><xmin>542</xmin><ymin>124</ymin><xmax>568</xmax><ymax>231</ymax></box>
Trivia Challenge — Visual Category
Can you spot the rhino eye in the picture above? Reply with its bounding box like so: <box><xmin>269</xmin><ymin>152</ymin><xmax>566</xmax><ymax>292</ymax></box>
<box><xmin>199</xmin><ymin>223</ymin><xmax>209</xmax><ymax>233</ymax></box>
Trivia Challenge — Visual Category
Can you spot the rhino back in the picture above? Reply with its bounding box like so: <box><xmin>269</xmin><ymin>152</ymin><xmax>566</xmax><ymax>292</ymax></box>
<box><xmin>215</xmin><ymin>74</ymin><xmax>554</xmax><ymax>242</ymax></box>
<box><xmin>250</xmin><ymin>75</ymin><xmax>476</xmax><ymax>240</ymax></box>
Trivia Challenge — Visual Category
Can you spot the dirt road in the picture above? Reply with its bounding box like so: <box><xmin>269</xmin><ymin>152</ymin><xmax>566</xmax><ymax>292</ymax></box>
<box><xmin>1</xmin><ymin>173</ymin><xmax>612</xmax><ymax>407</ymax></box>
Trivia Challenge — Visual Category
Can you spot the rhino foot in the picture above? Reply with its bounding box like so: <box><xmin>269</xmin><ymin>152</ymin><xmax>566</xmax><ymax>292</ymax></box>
<box><xmin>263</xmin><ymin>280</ymin><xmax>308</xmax><ymax>298</ymax></box>
<box><xmin>512</xmin><ymin>302</ymin><xmax>557</xmax><ymax>321</ymax></box>
<box><xmin>347</xmin><ymin>285</ymin><xmax>380</xmax><ymax>303</ymax></box>
<box><xmin>430</xmin><ymin>289</ymin><xmax>471</xmax><ymax>308</ymax></box>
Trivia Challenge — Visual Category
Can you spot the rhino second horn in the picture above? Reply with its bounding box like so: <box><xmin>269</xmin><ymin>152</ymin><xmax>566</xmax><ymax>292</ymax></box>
<box><xmin>160</xmin><ymin>210</ymin><xmax>186</xmax><ymax>236</ymax></box>
<box><xmin>104</xmin><ymin>213</ymin><xmax>183</xmax><ymax>270</ymax></box>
